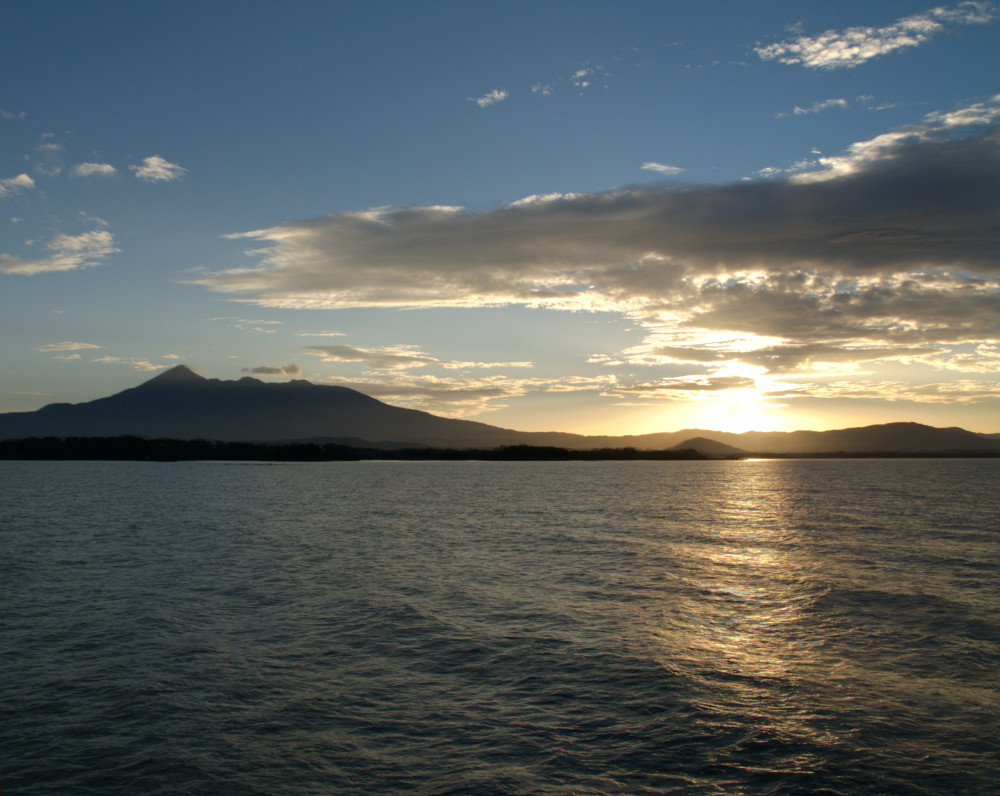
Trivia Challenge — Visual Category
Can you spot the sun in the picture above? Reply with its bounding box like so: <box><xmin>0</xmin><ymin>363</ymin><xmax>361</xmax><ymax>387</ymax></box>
<box><xmin>696</xmin><ymin>390</ymin><xmax>788</xmax><ymax>434</ymax></box>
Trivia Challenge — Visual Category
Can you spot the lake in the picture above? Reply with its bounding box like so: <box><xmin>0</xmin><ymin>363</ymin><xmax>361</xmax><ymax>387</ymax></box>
<box><xmin>1</xmin><ymin>458</ymin><xmax>998</xmax><ymax>794</ymax></box>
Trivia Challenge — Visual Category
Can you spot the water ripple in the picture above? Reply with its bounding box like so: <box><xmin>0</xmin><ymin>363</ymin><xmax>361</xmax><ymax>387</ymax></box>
<box><xmin>1</xmin><ymin>459</ymin><xmax>998</xmax><ymax>794</ymax></box>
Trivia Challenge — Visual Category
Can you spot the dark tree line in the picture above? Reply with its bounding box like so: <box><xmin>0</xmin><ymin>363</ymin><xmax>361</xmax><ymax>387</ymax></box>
<box><xmin>0</xmin><ymin>436</ymin><xmax>714</xmax><ymax>462</ymax></box>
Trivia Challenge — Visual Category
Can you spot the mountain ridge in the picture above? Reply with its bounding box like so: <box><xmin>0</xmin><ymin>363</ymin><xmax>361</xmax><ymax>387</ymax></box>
<box><xmin>1</xmin><ymin>365</ymin><xmax>997</xmax><ymax>454</ymax></box>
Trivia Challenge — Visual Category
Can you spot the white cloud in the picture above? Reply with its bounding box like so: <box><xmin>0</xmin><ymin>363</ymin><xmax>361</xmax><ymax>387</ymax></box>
<box><xmin>1</xmin><ymin>229</ymin><xmax>119</xmax><ymax>275</ymax></box>
<box><xmin>507</xmin><ymin>192</ymin><xmax>580</xmax><ymax>207</ymax></box>
<box><xmin>532</xmin><ymin>83</ymin><xmax>554</xmax><ymax>96</ymax></box>
<box><xmin>925</xmin><ymin>94</ymin><xmax>1000</xmax><ymax>126</ymax></box>
<box><xmin>469</xmin><ymin>88</ymin><xmax>508</xmax><ymax>108</ymax></box>
<box><xmin>0</xmin><ymin>173</ymin><xmax>35</xmax><ymax>198</ymax></box>
<box><xmin>70</xmin><ymin>162</ymin><xmax>117</xmax><ymax>178</ymax></box>
<box><xmin>130</xmin><ymin>155</ymin><xmax>187</xmax><ymax>182</ymax></box>
<box><xmin>756</xmin><ymin>2</ymin><xmax>999</xmax><ymax>69</ymax></box>
<box><xmin>34</xmin><ymin>341</ymin><xmax>102</xmax><ymax>352</ymax></box>
<box><xmin>641</xmin><ymin>162</ymin><xmax>685</xmax><ymax>176</ymax></box>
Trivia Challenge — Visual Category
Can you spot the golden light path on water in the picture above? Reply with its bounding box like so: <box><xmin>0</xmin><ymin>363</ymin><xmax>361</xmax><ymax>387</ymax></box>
<box><xmin>628</xmin><ymin>460</ymin><xmax>841</xmax><ymax>769</ymax></box>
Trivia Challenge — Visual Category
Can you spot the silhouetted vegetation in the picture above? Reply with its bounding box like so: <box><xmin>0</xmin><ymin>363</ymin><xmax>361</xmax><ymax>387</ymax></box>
<box><xmin>0</xmin><ymin>436</ymin><xmax>716</xmax><ymax>461</ymax></box>
<box><xmin>1</xmin><ymin>436</ymin><xmax>996</xmax><ymax>461</ymax></box>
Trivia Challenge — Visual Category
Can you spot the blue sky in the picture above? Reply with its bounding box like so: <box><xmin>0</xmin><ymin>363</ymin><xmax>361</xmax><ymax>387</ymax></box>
<box><xmin>3</xmin><ymin>0</ymin><xmax>999</xmax><ymax>434</ymax></box>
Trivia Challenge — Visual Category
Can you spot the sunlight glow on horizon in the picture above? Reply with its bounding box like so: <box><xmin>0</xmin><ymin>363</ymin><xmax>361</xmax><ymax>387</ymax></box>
<box><xmin>687</xmin><ymin>392</ymin><xmax>791</xmax><ymax>434</ymax></box>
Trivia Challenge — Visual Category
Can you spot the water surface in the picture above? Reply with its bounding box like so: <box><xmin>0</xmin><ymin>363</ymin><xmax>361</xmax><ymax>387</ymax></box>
<box><xmin>2</xmin><ymin>459</ymin><xmax>998</xmax><ymax>794</ymax></box>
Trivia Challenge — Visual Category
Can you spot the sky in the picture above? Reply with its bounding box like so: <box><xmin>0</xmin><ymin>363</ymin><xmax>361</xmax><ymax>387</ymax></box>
<box><xmin>2</xmin><ymin>0</ymin><xmax>998</xmax><ymax>435</ymax></box>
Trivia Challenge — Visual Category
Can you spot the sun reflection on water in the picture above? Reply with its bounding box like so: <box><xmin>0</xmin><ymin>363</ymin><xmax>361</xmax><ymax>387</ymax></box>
<box><xmin>635</xmin><ymin>461</ymin><xmax>838</xmax><ymax>761</ymax></box>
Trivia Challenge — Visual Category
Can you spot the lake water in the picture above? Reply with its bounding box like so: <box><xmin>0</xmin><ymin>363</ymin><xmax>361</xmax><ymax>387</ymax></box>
<box><xmin>1</xmin><ymin>458</ymin><xmax>998</xmax><ymax>794</ymax></box>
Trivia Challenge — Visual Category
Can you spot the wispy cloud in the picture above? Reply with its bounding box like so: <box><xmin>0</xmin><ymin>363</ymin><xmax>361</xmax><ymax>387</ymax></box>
<box><xmin>1</xmin><ymin>229</ymin><xmax>119</xmax><ymax>275</ymax></box>
<box><xmin>469</xmin><ymin>88</ymin><xmax>508</xmax><ymax>108</ymax></box>
<box><xmin>757</xmin><ymin>2</ymin><xmax>999</xmax><ymax>69</ymax></box>
<box><xmin>130</xmin><ymin>155</ymin><xmax>187</xmax><ymax>182</ymax></box>
<box><xmin>34</xmin><ymin>341</ymin><xmax>102</xmax><ymax>352</ymax></box>
<box><xmin>641</xmin><ymin>162</ymin><xmax>685</xmax><ymax>176</ymax></box>
<box><xmin>530</xmin><ymin>62</ymin><xmax>613</xmax><ymax>98</ymax></box>
<box><xmin>241</xmin><ymin>363</ymin><xmax>302</xmax><ymax>376</ymax></box>
<box><xmin>305</xmin><ymin>343</ymin><xmax>532</xmax><ymax>371</ymax></box>
<box><xmin>70</xmin><ymin>162</ymin><xmax>117</xmax><ymax>178</ymax></box>
<box><xmin>36</xmin><ymin>133</ymin><xmax>63</xmax><ymax>152</ymax></box>
<box><xmin>319</xmin><ymin>372</ymin><xmax>613</xmax><ymax>416</ymax></box>
<box><xmin>209</xmin><ymin>317</ymin><xmax>283</xmax><ymax>333</ymax></box>
<box><xmin>777</xmin><ymin>98</ymin><xmax>849</xmax><ymax>118</ymax></box>
<box><xmin>34</xmin><ymin>133</ymin><xmax>64</xmax><ymax>176</ymax></box>
<box><xmin>93</xmin><ymin>356</ymin><xmax>168</xmax><ymax>371</ymax></box>
<box><xmin>774</xmin><ymin>378</ymin><xmax>1000</xmax><ymax>404</ymax></box>
<box><xmin>0</xmin><ymin>173</ymin><xmax>35</xmax><ymax>198</ymax></box>
<box><xmin>571</xmin><ymin>63</ymin><xmax>611</xmax><ymax>91</ymax></box>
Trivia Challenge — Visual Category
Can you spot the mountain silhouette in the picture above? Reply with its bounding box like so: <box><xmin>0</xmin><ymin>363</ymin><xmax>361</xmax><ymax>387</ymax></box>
<box><xmin>669</xmin><ymin>437</ymin><xmax>747</xmax><ymax>456</ymax></box>
<box><xmin>1</xmin><ymin>365</ymin><xmax>997</xmax><ymax>453</ymax></box>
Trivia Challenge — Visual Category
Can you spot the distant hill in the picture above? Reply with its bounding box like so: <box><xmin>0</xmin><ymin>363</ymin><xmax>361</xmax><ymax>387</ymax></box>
<box><xmin>669</xmin><ymin>437</ymin><xmax>747</xmax><ymax>456</ymax></box>
<box><xmin>1</xmin><ymin>366</ymin><xmax>997</xmax><ymax>454</ymax></box>
<box><xmin>685</xmin><ymin>423</ymin><xmax>1000</xmax><ymax>454</ymax></box>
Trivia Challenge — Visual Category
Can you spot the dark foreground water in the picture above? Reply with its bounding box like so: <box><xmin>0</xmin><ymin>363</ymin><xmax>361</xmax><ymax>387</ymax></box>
<box><xmin>1</xmin><ymin>459</ymin><xmax>998</xmax><ymax>795</ymax></box>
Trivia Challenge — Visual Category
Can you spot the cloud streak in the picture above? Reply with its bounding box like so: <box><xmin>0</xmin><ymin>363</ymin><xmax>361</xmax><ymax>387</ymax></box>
<box><xmin>789</xmin><ymin>98</ymin><xmax>849</xmax><ymax>116</ymax></box>
<box><xmin>319</xmin><ymin>372</ymin><xmax>614</xmax><ymax>416</ymax></box>
<box><xmin>641</xmin><ymin>162</ymin><xmax>684</xmax><ymax>175</ymax></box>
<box><xmin>305</xmin><ymin>344</ymin><xmax>532</xmax><ymax>371</ymax></box>
<box><xmin>1</xmin><ymin>229</ymin><xmax>119</xmax><ymax>275</ymax></box>
<box><xmin>242</xmin><ymin>363</ymin><xmax>302</xmax><ymax>376</ymax></box>
<box><xmin>93</xmin><ymin>356</ymin><xmax>168</xmax><ymax>371</ymax></box>
<box><xmin>756</xmin><ymin>2</ymin><xmax>998</xmax><ymax>69</ymax></box>
<box><xmin>34</xmin><ymin>341</ymin><xmax>102</xmax><ymax>352</ymax></box>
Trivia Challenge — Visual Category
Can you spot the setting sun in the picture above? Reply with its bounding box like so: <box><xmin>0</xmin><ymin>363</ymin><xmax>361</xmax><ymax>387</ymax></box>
<box><xmin>693</xmin><ymin>391</ymin><xmax>789</xmax><ymax>433</ymax></box>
